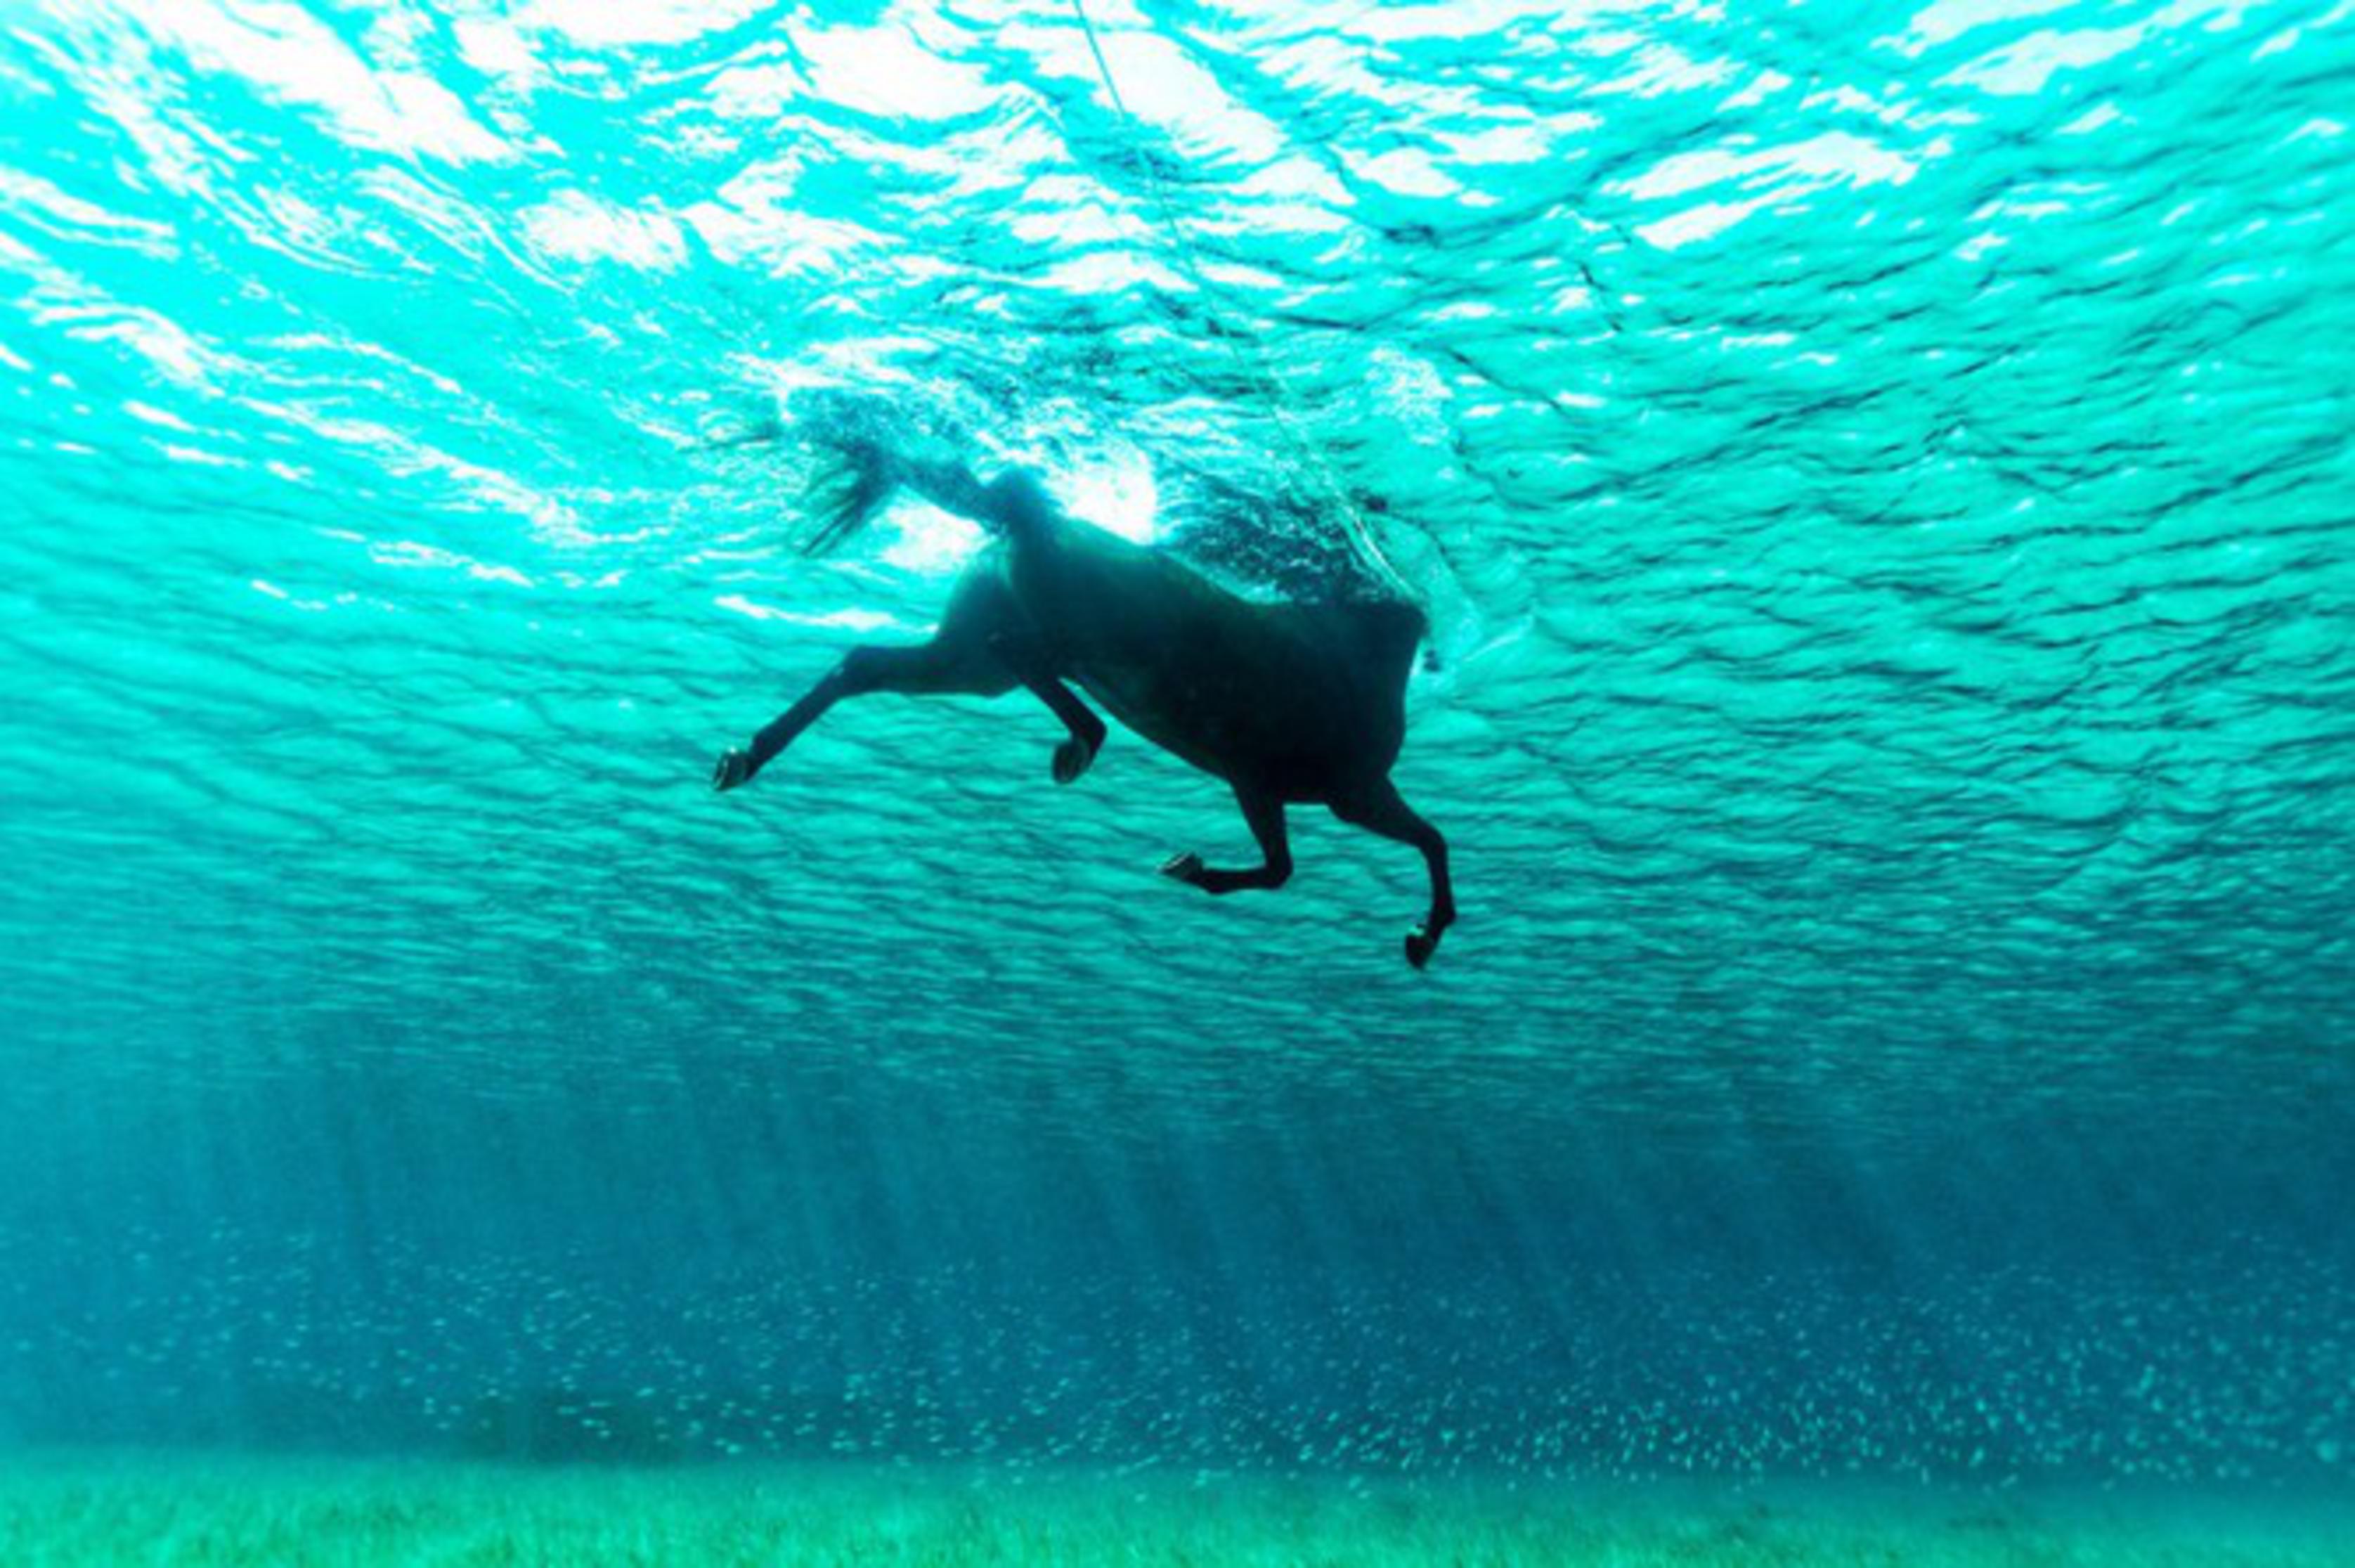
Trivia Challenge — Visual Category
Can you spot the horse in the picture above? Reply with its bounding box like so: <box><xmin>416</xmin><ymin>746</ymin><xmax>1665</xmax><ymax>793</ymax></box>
<box><xmin>711</xmin><ymin>443</ymin><xmax>1456</xmax><ymax>967</ymax></box>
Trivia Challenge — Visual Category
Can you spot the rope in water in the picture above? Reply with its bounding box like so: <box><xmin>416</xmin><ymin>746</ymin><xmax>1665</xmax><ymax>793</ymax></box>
<box><xmin>1065</xmin><ymin>0</ymin><xmax>1413</xmax><ymax>602</ymax></box>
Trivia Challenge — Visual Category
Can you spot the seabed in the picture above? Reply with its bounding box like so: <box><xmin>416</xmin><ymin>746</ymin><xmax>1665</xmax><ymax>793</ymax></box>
<box><xmin>1</xmin><ymin>1449</ymin><xmax>2346</xmax><ymax>1566</ymax></box>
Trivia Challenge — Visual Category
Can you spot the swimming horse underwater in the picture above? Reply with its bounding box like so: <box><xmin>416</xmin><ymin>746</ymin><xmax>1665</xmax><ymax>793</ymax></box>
<box><xmin>711</xmin><ymin>436</ymin><xmax>1457</xmax><ymax>968</ymax></box>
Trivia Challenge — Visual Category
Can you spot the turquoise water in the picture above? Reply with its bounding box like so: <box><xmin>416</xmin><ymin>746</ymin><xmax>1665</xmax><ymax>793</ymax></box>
<box><xmin>1</xmin><ymin>0</ymin><xmax>2352</xmax><ymax>1522</ymax></box>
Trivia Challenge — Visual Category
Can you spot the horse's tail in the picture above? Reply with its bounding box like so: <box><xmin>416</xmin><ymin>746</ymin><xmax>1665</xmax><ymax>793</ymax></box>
<box><xmin>797</xmin><ymin>436</ymin><xmax>898</xmax><ymax>557</ymax></box>
<box><xmin>803</xmin><ymin>449</ymin><xmax>1058</xmax><ymax>557</ymax></box>
<box><xmin>702</xmin><ymin>388</ymin><xmax>1042</xmax><ymax>557</ymax></box>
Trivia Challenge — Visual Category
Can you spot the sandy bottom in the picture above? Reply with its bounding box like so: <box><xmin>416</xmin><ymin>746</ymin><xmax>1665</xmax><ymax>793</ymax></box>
<box><xmin>0</xmin><ymin>1449</ymin><xmax>2345</xmax><ymax>1566</ymax></box>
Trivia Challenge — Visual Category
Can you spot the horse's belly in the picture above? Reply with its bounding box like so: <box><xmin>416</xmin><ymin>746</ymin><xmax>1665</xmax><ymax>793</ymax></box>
<box><xmin>1032</xmin><ymin>540</ymin><xmax>1406</xmax><ymax>791</ymax></box>
<box><xmin>1072</xmin><ymin>664</ymin><xmax>1228</xmax><ymax>772</ymax></box>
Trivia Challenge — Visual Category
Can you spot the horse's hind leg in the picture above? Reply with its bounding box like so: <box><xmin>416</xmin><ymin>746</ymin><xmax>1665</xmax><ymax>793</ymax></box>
<box><xmin>1030</xmin><ymin>674</ymin><xmax>1107</xmax><ymax>785</ymax></box>
<box><xmin>987</xmin><ymin>636</ymin><xmax>1108</xmax><ymax>785</ymax></box>
<box><xmin>1331</xmin><ymin>777</ymin><xmax>1455</xmax><ymax>968</ymax></box>
<box><xmin>713</xmin><ymin>639</ymin><xmax>1014</xmax><ymax>791</ymax></box>
<box><xmin>1161</xmin><ymin>785</ymin><xmax>1292</xmax><ymax>895</ymax></box>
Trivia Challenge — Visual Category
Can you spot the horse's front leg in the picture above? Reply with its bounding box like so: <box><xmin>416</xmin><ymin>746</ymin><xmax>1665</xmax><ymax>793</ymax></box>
<box><xmin>713</xmin><ymin>640</ymin><xmax>1014</xmax><ymax>791</ymax></box>
<box><xmin>1162</xmin><ymin>784</ymin><xmax>1292</xmax><ymax>894</ymax></box>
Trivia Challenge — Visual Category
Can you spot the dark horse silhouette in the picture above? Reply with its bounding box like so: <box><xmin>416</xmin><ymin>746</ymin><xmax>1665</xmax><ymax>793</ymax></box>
<box><xmin>712</xmin><ymin>443</ymin><xmax>1455</xmax><ymax>966</ymax></box>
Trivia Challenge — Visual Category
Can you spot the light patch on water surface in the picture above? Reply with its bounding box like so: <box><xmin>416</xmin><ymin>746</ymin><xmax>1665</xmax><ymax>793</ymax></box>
<box><xmin>364</xmin><ymin>538</ymin><xmax>533</xmax><ymax>590</ymax></box>
<box><xmin>1344</xmin><ymin>148</ymin><xmax>1464</xmax><ymax>201</ymax></box>
<box><xmin>878</xmin><ymin>503</ymin><xmax>987</xmax><ymax>575</ymax></box>
<box><xmin>1007</xmin><ymin>179</ymin><xmax>1155</xmax><ymax>247</ymax></box>
<box><xmin>1939</xmin><ymin>22</ymin><xmax>2151</xmax><ymax>93</ymax></box>
<box><xmin>1584</xmin><ymin>37</ymin><xmax>1741</xmax><ymax>101</ymax></box>
<box><xmin>1635</xmin><ymin>197</ymin><xmax>1770</xmax><ymax>249</ymax></box>
<box><xmin>451</xmin><ymin>16</ymin><xmax>543</xmax><ymax>89</ymax></box>
<box><xmin>683</xmin><ymin>131</ymin><xmax>985</xmax><ymax>264</ymax></box>
<box><xmin>519</xmin><ymin>193</ymin><xmax>689</xmax><ymax>273</ymax></box>
<box><xmin>1892</xmin><ymin>0</ymin><xmax>2080</xmax><ymax>55</ymax></box>
<box><xmin>1621</xmin><ymin>134</ymin><xmax>1919</xmax><ymax>203</ymax></box>
<box><xmin>683</xmin><ymin>185</ymin><xmax>885</xmax><ymax>279</ymax></box>
<box><xmin>51</xmin><ymin>304</ymin><xmax>217</xmax><ymax>389</ymax></box>
<box><xmin>1619</xmin><ymin>132</ymin><xmax>1922</xmax><ymax>248</ymax></box>
<box><xmin>501</xmin><ymin>0</ymin><xmax>772</xmax><ymax>51</ymax></box>
<box><xmin>706</xmin><ymin>60</ymin><xmax>811</xmax><ymax>119</ymax></box>
<box><xmin>122</xmin><ymin>399</ymin><xmax>197</xmax><ymax>434</ymax></box>
<box><xmin>413</xmin><ymin>458</ymin><xmax>580</xmax><ymax>543</ymax></box>
<box><xmin>798</xmin><ymin>16</ymin><xmax>998</xmax><ymax>121</ymax></box>
<box><xmin>715</xmin><ymin>596</ymin><xmax>903</xmax><ymax>635</ymax></box>
<box><xmin>828</xmin><ymin>458</ymin><xmax>1154</xmax><ymax>573</ymax></box>
<box><xmin>1037</xmin><ymin>249</ymin><xmax>1188</xmax><ymax>298</ymax></box>
<box><xmin>1015</xmin><ymin>8</ymin><xmax>1287</xmax><ymax>170</ymax></box>
<box><xmin>1434</xmin><ymin>117</ymin><xmax>1597</xmax><ymax>167</ymax></box>
<box><xmin>257</xmin><ymin>399</ymin><xmax>584</xmax><ymax>543</ymax></box>
<box><xmin>1723</xmin><ymin>67</ymin><xmax>1793</xmax><ymax>110</ymax></box>
<box><xmin>1335</xmin><ymin>0</ymin><xmax>1651</xmax><ymax>43</ymax></box>
<box><xmin>128</xmin><ymin>1</ymin><xmax>512</xmax><ymax>165</ymax></box>
<box><xmin>2256</xmin><ymin>0</ymin><xmax>2355</xmax><ymax>59</ymax></box>
<box><xmin>2059</xmin><ymin>103</ymin><xmax>2124</xmax><ymax>134</ymax></box>
<box><xmin>1063</xmin><ymin>455</ymin><xmax>1160</xmax><ymax>546</ymax></box>
<box><xmin>1935</xmin><ymin>1</ymin><xmax>2265</xmax><ymax>96</ymax></box>
<box><xmin>159</xmin><ymin>442</ymin><xmax>240</xmax><ymax>468</ymax></box>
<box><xmin>1223</xmin><ymin>157</ymin><xmax>1351</xmax><ymax>232</ymax></box>
<box><xmin>1365</xmin><ymin>344</ymin><xmax>1454</xmax><ymax>443</ymax></box>
<box><xmin>249</xmin><ymin>578</ymin><xmax>367</xmax><ymax>614</ymax></box>
<box><xmin>0</xmin><ymin>168</ymin><xmax>176</xmax><ymax>257</ymax></box>
<box><xmin>243</xmin><ymin>185</ymin><xmax>375</xmax><ymax>269</ymax></box>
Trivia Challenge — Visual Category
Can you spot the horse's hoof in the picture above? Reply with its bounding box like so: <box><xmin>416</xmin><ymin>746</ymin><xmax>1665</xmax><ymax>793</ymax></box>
<box><xmin>713</xmin><ymin>748</ymin><xmax>753</xmax><ymax>793</ymax></box>
<box><xmin>1160</xmin><ymin>851</ymin><xmax>1205</xmax><ymax>886</ymax></box>
<box><xmin>1404</xmin><ymin>925</ymin><xmax>1439</xmax><ymax>969</ymax></box>
<box><xmin>1053</xmin><ymin>735</ymin><xmax>1096</xmax><ymax>786</ymax></box>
